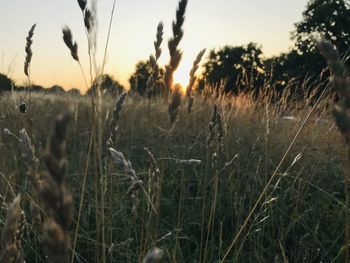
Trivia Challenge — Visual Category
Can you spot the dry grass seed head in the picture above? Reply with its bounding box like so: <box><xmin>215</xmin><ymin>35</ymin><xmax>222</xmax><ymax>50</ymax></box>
<box><xmin>154</xmin><ymin>21</ymin><xmax>164</xmax><ymax>61</ymax></box>
<box><xmin>84</xmin><ymin>9</ymin><xmax>94</xmax><ymax>32</ymax></box>
<box><xmin>62</xmin><ymin>26</ymin><xmax>79</xmax><ymax>61</ymax></box>
<box><xmin>19</xmin><ymin>128</ymin><xmax>39</xmax><ymax>171</ymax></box>
<box><xmin>168</xmin><ymin>84</ymin><xmax>182</xmax><ymax>123</ymax></box>
<box><xmin>186</xmin><ymin>48</ymin><xmax>206</xmax><ymax>98</ymax></box>
<box><xmin>164</xmin><ymin>0</ymin><xmax>188</xmax><ymax>92</ymax></box>
<box><xmin>77</xmin><ymin>0</ymin><xmax>87</xmax><ymax>11</ymax></box>
<box><xmin>107</xmin><ymin>92</ymin><xmax>127</xmax><ymax>147</ymax></box>
<box><xmin>206</xmin><ymin>104</ymin><xmax>218</xmax><ymax>147</ymax></box>
<box><xmin>24</xmin><ymin>24</ymin><xmax>36</xmax><ymax>77</ymax></box>
<box><xmin>39</xmin><ymin>112</ymin><xmax>73</xmax><ymax>263</ymax></box>
<box><xmin>0</xmin><ymin>195</ymin><xmax>24</xmax><ymax>263</ymax></box>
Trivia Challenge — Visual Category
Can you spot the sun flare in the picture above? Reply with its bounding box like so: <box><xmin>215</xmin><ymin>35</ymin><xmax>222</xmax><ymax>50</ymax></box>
<box><xmin>173</xmin><ymin>68</ymin><xmax>190</xmax><ymax>94</ymax></box>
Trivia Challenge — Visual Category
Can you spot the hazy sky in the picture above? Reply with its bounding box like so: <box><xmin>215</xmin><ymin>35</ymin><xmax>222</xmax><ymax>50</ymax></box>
<box><xmin>0</xmin><ymin>0</ymin><xmax>308</xmax><ymax>93</ymax></box>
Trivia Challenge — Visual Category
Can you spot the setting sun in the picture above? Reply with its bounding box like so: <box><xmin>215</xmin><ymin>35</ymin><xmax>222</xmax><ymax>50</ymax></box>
<box><xmin>173</xmin><ymin>68</ymin><xmax>189</xmax><ymax>94</ymax></box>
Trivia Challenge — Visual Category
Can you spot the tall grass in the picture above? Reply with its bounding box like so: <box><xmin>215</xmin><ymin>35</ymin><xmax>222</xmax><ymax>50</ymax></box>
<box><xmin>0</xmin><ymin>0</ymin><xmax>349</xmax><ymax>262</ymax></box>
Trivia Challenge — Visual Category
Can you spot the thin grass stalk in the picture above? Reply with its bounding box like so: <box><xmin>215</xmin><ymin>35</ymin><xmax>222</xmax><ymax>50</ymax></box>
<box><xmin>70</xmin><ymin>127</ymin><xmax>94</xmax><ymax>263</ymax></box>
<box><xmin>24</xmin><ymin>24</ymin><xmax>36</xmax><ymax>134</ymax></box>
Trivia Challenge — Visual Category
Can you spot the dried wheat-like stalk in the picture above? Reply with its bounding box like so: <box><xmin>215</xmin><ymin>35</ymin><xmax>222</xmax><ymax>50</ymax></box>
<box><xmin>206</xmin><ymin>104</ymin><xmax>218</xmax><ymax>147</ymax></box>
<box><xmin>187</xmin><ymin>49</ymin><xmax>206</xmax><ymax>114</ymax></box>
<box><xmin>144</xmin><ymin>147</ymin><xmax>161</xmax><ymax>212</ymax></box>
<box><xmin>168</xmin><ymin>84</ymin><xmax>182</xmax><ymax>123</ymax></box>
<box><xmin>0</xmin><ymin>195</ymin><xmax>25</xmax><ymax>263</ymax></box>
<box><xmin>106</xmin><ymin>92</ymin><xmax>127</xmax><ymax>148</ymax></box>
<box><xmin>164</xmin><ymin>0</ymin><xmax>187</xmax><ymax>100</ymax></box>
<box><xmin>317</xmin><ymin>39</ymin><xmax>350</xmax><ymax>263</ymax></box>
<box><xmin>18</xmin><ymin>129</ymin><xmax>43</xmax><ymax>236</ymax></box>
<box><xmin>109</xmin><ymin>147</ymin><xmax>141</xmax><ymax>217</ymax></box>
<box><xmin>146</xmin><ymin>22</ymin><xmax>164</xmax><ymax>99</ymax></box>
<box><xmin>19</xmin><ymin>129</ymin><xmax>39</xmax><ymax>171</ymax></box>
<box><xmin>62</xmin><ymin>27</ymin><xmax>79</xmax><ymax>62</ymax></box>
<box><xmin>206</xmin><ymin>104</ymin><xmax>224</xmax><ymax>149</ymax></box>
<box><xmin>216</xmin><ymin>109</ymin><xmax>224</xmax><ymax>151</ymax></box>
<box><xmin>24</xmin><ymin>24</ymin><xmax>36</xmax><ymax>77</ymax></box>
<box><xmin>39</xmin><ymin>113</ymin><xmax>72</xmax><ymax>263</ymax></box>
<box><xmin>84</xmin><ymin>9</ymin><xmax>94</xmax><ymax>33</ymax></box>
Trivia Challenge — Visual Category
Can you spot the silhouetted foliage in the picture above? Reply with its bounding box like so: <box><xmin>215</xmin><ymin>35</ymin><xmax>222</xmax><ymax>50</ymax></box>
<box><xmin>129</xmin><ymin>60</ymin><xmax>164</xmax><ymax>96</ymax></box>
<box><xmin>0</xmin><ymin>73</ymin><xmax>13</xmax><ymax>95</ymax></box>
<box><xmin>67</xmin><ymin>88</ymin><xmax>81</xmax><ymax>96</ymax></box>
<box><xmin>264</xmin><ymin>51</ymin><xmax>325</xmax><ymax>94</ymax></box>
<box><xmin>201</xmin><ymin>43</ymin><xmax>265</xmax><ymax>94</ymax></box>
<box><xmin>292</xmin><ymin>0</ymin><xmax>350</xmax><ymax>55</ymax></box>
<box><xmin>87</xmin><ymin>74</ymin><xmax>124</xmax><ymax>97</ymax></box>
<box><xmin>46</xmin><ymin>85</ymin><xmax>65</xmax><ymax>94</ymax></box>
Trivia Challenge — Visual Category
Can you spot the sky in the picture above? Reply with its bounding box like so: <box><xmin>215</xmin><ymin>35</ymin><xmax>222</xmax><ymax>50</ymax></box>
<box><xmin>0</xmin><ymin>0</ymin><xmax>308</xmax><ymax>93</ymax></box>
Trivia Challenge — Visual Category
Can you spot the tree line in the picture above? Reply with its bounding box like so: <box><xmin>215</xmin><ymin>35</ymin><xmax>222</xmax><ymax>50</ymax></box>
<box><xmin>129</xmin><ymin>0</ymin><xmax>350</xmax><ymax>98</ymax></box>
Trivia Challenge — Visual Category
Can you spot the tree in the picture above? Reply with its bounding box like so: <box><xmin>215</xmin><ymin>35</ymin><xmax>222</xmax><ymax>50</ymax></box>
<box><xmin>0</xmin><ymin>73</ymin><xmax>13</xmax><ymax>95</ymax></box>
<box><xmin>87</xmin><ymin>74</ymin><xmax>124</xmax><ymax>97</ymax></box>
<box><xmin>46</xmin><ymin>85</ymin><xmax>65</xmax><ymax>94</ymax></box>
<box><xmin>129</xmin><ymin>60</ymin><xmax>164</xmax><ymax>96</ymax></box>
<box><xmin>201</xmin><ymin>43</ymin><xmax>265</xmax><ymax>93</ymax></box>
<box><xmin>265</xmin><ymin>0</ymin><xmax>350</xmax><ymax>98</ymax></box>
<box><xmin>293</xmin><ymin>0</ymin><xmax>350</xmax><ymax>55</ymax></box>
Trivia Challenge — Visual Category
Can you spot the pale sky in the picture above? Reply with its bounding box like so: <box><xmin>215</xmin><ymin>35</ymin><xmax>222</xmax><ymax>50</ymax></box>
<box><xmin>0</xmin><ymin>0</ymin><xmax>308</xmax><ymax>93</ymax></box>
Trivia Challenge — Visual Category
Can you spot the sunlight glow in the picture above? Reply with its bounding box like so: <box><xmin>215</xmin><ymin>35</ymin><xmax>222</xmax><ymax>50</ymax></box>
<box><xmin>173</xmin><ymin>68</ymin><xmax>190</xmax><ymax>94</ymax></box>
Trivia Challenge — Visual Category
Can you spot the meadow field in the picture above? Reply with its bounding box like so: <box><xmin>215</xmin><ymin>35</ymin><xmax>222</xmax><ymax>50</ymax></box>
<box><xmin>0</xmin><ymin>89</ymin><xmax>347</xmax><ymax>262</ymax></box>
<box><xmin>0</xmin><ymin>0</ymin><xmax>350</xmax><ymax>262</ymax></box>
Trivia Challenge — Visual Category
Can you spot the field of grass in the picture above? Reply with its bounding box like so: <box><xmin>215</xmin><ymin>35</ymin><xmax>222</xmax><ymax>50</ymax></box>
<box><xmin>0</xmin><ymin>0</ymin><xmax>349</xmax><ymax>262</ymax></box>
<box><xmin>0</xmin><ymin>90</ymin><xmax>348</xmax><ymax>262</ymax></box>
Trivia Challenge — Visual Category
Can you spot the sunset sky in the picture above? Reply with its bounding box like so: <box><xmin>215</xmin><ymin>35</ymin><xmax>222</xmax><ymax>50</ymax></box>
<box><xmin>0</xmin><ymin>0</ymin><xmax>308</xmax><ymax>93</ymax></box>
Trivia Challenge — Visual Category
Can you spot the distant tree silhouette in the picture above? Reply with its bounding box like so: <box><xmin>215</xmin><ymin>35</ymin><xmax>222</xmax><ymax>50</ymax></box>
<box><xmin>264</xmin><ymin>0</ymin><xmax>350</xmax><ymax>98</ymax></box>
<box><xmin>129</xmin><ymin>60</ymin><xmax>164</xmax><ymax>96</ymax></box>
<box><xmin>87</xmin><ymin>74</ymin><xmax>124</xmax><ymax>97</ymax></box>
<box><xmin>46</xmin><ymin>85</ymin><xmax>65</xmax><ymax>94</ymax></box>
<box><xmin>0</xmin><ymin>73</ymin><xmax>13</xmax><ymax>95</ymax></box>
<box><xmin>67</xmin><ymin>88</ymin><xmax>81</xmax><ymax>96</ymax></box>
<box><xmin>264</xmin><ymin>51</ymin><xmax>324</xmax><ymax>93</ymax></box>
<box><xmin>201</xmin><ymin>43</ymin><xmax>265</xmax><ymax>94</ymax></box>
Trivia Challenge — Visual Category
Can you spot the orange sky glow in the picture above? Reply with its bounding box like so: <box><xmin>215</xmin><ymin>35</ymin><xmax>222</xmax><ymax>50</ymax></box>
<box><xmin>0</xmin><ymin>0</ymin><xmax>308</xmax><ymax>93</ymax></box>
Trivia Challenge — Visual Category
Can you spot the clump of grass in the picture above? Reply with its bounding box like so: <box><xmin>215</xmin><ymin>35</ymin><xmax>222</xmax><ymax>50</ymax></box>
<box><xmin>39</xmin><ymin>112</ymin><xmax>72</xmax><ymax>263</ymax></box>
